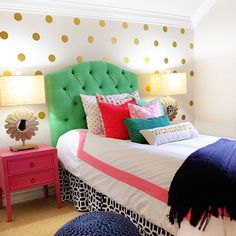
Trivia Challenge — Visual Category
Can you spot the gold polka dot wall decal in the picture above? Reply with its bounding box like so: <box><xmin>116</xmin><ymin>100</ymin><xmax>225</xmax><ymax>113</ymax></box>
<box><xmin>180</xmin><ymin>28</ymin><xmax>185</xmax><ymax>34</ymax></box>
<box><xmin>190</xmin><ymin>70</ymin><xmax>195</xmax><ymax>76</ymax></box>
<box><xmin>122</xmin><ymin>22</ymin><xmax>128</xmax><ymax>29</ymax></box>
<box><xmin>3</xmin><ymin>71</ymin><xmax>12</xmax><ymax>76</ymax></box>
<box><xmin>154</xmin><ymin>70</ymin><xmax>159</xmax><ymax>74</ymax></box>
<box><xmin>99</xmin><ymin>20</ymin><xmax>106</xmax><ymax>27</ymax></box>
<box><xmin>182</xmin><ymin>114</ymin><xmax>186</xmax><ymax>120</ymax></box>
<box><xmin>0</xmin><ymin>31</ymin><xmax>8</xmax><ymax>40</ymax></box>
<box><xmin>61</xmin><ymin>34</ymin><xmax>69</xmax><ymax>43</ymax></box>
<box><xmin>45</xmin><ymin>15</ymin><xmax>53</xmax><ymax>23</ymax></box>
<box><xmin>124</xmin><ymin>57</ymin><xmax>129</xmax><ymax>64</ymax></box>
<box><xmin>163</xmin><ymin>26</ymin><xmax>168</xmax><ymax>32</ymax></box>
<box><xmin>145</xmin><ymin>85</ymin><xmax>151</xmax><ymax>92</ymax></box>
<box><xmin>144</xmin><ymin>57</ymin><xmax>150</xmax><ymax>63</ymax></box>
<box><xmin>143</xmin><ymin>24</ymin><xmax>149</xmax><ymax>31</ymax></box>
<box><xmin>154</xmin><ymin>40</ymin><xmax>159</xmax><ymax>47</ymax></box>
<box><xmin>189</xmin><ymin>43</ymin><xmax>194</xmax><ymax>49</ymax></box>
<box><xmin>76</xmin><ymin>56</ymin><xmax>83</xmax><ymax>63</ymax></box>
<box><xmin>88</xmin><ymin>36</ymin><xmax>94</xmax><ymax>43</ymax></box>
<box><xmin>164</xmin><ymin>58</ymin><xmax>169</xmax><ymax>64</ymax></box>
<box><xmin>32</xmin><ymin>32</ymin><xmax>40</xmax><ymax>41</ymax></box>
<box><xmin>18</xmin><ymin>53</ymin><xmax>25</xmax><ymax>62</ymax></box>
<box><xmin>111</xmin><ymin>37</ymin><xmax>117</xmax><ymax>44</ymax></box>
<box><xmin>102</xmin><ymin>57</ymin><xmax>108</xmax><ymax>62</ymax></box>
<box><xmin>172</xmin><ymin>41</ymin><xmax>177</xmax><ymax>48</ymax></box>
<box><xmin>73</xmin><ymin>17</ymin><xmax>80</xmax><ymax>25</ymax></box>
<box><xmin>182</xmin><ymin>58</ymin><xmax>186</xmax><ymax>64</ymax></box>
<box><xmin>189</xmin><ymin>100</ymin><xmax>194</xmax><ymax>106</ymax></box>
<box><xmin>134</xmin><ymin>38</ymin><xmax>139</xmax><ymax>45</ymax></box>
<box><xmin>38</xmin><ymin>112</ymin><xmax>46</xmax><ymax>119</ymax></box>
<box><xmin>48</xmin><ymin>54</ymin><xmax>56</xmax><ymax>62</ymax></box>
<box><xmin>14</xmin><ymin>13</ymin><xmax>22</xmax><ymax>21</ymax></box>
<box><xmin>35</xmin><ymin>70</ymin><xmax>43</xmax><ymax>75</ymax></box>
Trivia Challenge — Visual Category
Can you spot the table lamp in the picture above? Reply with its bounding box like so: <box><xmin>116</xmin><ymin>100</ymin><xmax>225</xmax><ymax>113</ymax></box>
<box><xmin>149</xmin><ymin>73</ymin><xmax>187</xmax><ymax>121</ymax></box>
<box><xmin>0</xmin><ymin>75</ymin><xmax>45</xmax><ymax>151</ymax></box>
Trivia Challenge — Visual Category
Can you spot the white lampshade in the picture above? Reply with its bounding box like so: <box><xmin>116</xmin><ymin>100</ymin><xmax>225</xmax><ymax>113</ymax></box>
<box><xmin>0</xmin><ymin>75</ymin><xmax>45</xmax><ymax>106</ymax></box>
<box><xmin>150</xmin><ymin>73</ymin><xmax>187</xmax><ymax>96</ymax></box>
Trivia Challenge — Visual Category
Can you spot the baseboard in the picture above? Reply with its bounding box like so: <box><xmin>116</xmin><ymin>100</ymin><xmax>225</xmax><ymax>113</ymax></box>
<box><xmin>2</xmin><ymin>185</ymin><xmax>55</xmax><ymax>207</ymax></box>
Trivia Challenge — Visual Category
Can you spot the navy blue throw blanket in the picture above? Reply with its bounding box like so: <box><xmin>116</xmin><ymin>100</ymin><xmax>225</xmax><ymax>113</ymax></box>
<box><xmin>168</xmin><ymin>138</ymin><xmax>236</xmax><ymax>230</ymax></box>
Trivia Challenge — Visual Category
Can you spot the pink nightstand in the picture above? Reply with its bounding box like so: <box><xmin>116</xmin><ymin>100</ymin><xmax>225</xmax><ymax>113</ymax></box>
<box><xmin>0</xmin><ymin>144</ymin><xmax>62</xmax><ymax>222</ymax></box>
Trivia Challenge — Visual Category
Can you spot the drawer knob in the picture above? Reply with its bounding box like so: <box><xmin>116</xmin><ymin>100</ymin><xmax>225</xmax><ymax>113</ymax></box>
<box><xmin>29</xmin><ymin>162</ymin><xmax>35</xmax><ymax>168</ymax></box>
<box><xmin>31</xmin><ymin>178</ymin><xmax>36</xmax><ymax>183</ymax></box>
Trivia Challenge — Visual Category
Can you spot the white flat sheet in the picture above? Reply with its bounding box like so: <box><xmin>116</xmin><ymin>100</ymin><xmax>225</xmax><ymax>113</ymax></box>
<box><xmin>57</xmin><ymin>129</ymin><xmax>236</xmax><ymax>236</ymax></box>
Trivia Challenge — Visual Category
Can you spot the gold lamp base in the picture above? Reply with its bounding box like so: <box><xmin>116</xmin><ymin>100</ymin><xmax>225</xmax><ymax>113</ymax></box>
<box><xmin>10</xmin><ymin>143</ymin><xmax>38</xmax><ymax>152</ymax></box>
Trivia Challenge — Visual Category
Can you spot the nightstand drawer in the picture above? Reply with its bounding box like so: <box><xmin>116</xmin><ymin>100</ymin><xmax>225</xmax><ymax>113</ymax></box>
<box><xmin>8</xmin><ymin>154</ymin><xmax>54</xmax><ymax>174</ymax></box>
<box><xmin>10</xmin><ymin>170</ymin><xmax>55</xmax><ymax>191</ymax></box>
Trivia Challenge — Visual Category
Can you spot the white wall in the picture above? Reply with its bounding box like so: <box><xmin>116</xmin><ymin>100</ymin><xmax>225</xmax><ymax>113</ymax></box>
<box><xmin>194</xmin><ymin>0</ymin><xmax>236</xmax><ymax>138</ymax></box>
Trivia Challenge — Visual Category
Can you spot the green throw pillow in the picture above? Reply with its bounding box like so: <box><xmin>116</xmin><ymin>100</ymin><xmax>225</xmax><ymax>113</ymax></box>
<box><xmin>124</xmin><ymin>115</ymin><xmax>170</xmax><ymax>144</ymax></box>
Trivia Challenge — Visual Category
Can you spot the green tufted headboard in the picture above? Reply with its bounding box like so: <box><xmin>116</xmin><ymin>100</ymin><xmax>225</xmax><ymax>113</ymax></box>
<box><xmin>45</xmin><ymin>61</ymin><xmax>138</xmax><ymax>146</ymax></box>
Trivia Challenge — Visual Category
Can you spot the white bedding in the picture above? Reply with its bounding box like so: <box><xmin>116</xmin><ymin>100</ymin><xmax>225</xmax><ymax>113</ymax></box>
<box><xmin>57</xmin><ymin>129</ymin><xmax>236</xmax><ymax>236</ymax></box>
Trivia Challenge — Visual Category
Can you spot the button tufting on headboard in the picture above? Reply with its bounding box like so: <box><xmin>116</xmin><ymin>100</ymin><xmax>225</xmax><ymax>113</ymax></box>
<box><xmin>45</xmin><ymin>61</ymin><xmax>138</xmax><ymax>146</ymax></box>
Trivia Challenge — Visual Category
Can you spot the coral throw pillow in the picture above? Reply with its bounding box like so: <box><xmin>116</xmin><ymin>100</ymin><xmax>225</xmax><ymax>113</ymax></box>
<box><xmin>128</xmin><ymin>99</ymin><xmax>163</xmax><ymax>119</ymax></box>
<box><xmin>98</xmin><ymin>100</ymin><xmax>136</xmax><ymax>139</ymax></box>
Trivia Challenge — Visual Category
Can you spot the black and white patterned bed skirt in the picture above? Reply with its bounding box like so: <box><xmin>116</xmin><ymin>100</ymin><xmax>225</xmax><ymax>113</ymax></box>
<box><xmin>59</xmin><ymin>166</ymin><xmax>173</xmax><ymax>236</ymax></box>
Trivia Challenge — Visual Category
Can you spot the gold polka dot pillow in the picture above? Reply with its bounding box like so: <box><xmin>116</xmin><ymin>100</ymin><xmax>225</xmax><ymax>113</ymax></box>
<box><xmin>140</xmin><ymin>122</ymin><xmax>199</xmax><ymax>146</ymax></box>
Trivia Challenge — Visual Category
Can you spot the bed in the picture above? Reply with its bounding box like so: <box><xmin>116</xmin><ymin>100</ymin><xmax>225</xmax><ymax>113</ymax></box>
<box><xmin>45</xmin><ymin>61</ymin><xmax>236</xmax><ymax>236</ymax></box>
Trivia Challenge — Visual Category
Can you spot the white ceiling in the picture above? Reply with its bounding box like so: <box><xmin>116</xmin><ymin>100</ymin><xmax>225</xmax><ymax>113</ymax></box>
<box><xmin>0</xmin><ymin>0</ymin><xmax>216</xmax><ymax>27</ymax></box>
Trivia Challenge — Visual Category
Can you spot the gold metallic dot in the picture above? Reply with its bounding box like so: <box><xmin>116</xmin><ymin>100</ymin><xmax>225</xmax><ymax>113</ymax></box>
<box><xmin>0</xmin><ymin>31</ymin><xmax>8</xmax><ymax>40</ymax></box>
<box><xmin>111</xmin><ymin>37</ymin><xmax>117</xmax><ymax>44</ymax></box>
<box><xmin>190</xmin><ymin>70</ymin><xmax>195</xmax><ymax>76</ymax></box>
<box><xmin>102</xmin><ymin>57</ymin><xmax>108</xmax><ymax>62</ymax></box>
<box><xmin>163</xmin><ymin>26</ymin><xmax>168</xmax><ymax>32</ymax></box>
<box><xmin>18</xmin><ymin>53</ymin><xmax>25</xmax><ymax>62</ymax></box>
<box><xmin>182</xmin><ymin>58</ymin><xmax>186</xmax><ymax>64</ymax></box>
<box><xmin>14</xmin><ymin>13</ymin><xmax>22</xmax><ymax>21</ymax></box>
<box><xmin>35</xmin><ymin>70</ymin><xmax>43</xmax><ymax>75</ymax></box>
<box><xmin>88</xmin><ymin>36</ymin><xmax>94</xmax><ymax>43</ymax></box>
<box><xmin>154</xmin><ymin>40</ymin><xmax>159</xmax><ymax>47</ymax></box>
<box><xmin>48</xmin><ymin>54</ymin><xmax>56</xmax><ymax>62</ymax></box>
<box><xmin>189</xmin><ymin>43</ymin><xmax>194</xmax><ymax>49</ymax></box>
<box><xmin>164</xmin><ymin>58</ymin><xmax>169</xmax><ymax>64</ymax></box>
<box><xmin>172</xmin><ymin>41</ymin><xmax>177</xmax><ymax>47</ymax></box>
<box><xmin>143</xmin><ymin>24</ymin><xmax>149</xmax><ymax>31</ymax></box>
<box><xmin>3</xmin><ymin>71</ymin><xmax>12</xmax><ymax>76</ymax></box>
<box><xmin>38</xmin><ymin>112</ymin><xmax>46</xmax><ymax>119</ymax></box>
<box><xmin>32</xmin><ymin>32</ymin><xmax>40</xmax><ymax>41</ymax></box>
<box><xmin>182</xmin><ymin>114</ymin><xmax>186</xmax><ymax>120</ymax></box>
<box><xmin>122</xmin><ymin>22</ymin><xmax>128</xmax><ymax>29</ymax></box>
<box><xmin>145</xmin><ymin>85</ymin><xmax>151</xmax><ymax>92</ymax></box>
<box><xmin>173</xmin><ymin>70</ymin><xmax>178</xmax><ymax>73</ymax></box>
<box><xmin>99</xmin><ymin>20</ymin><xmax>106</xmax><ymax>27</ymax></box>
<box><xmin>76</xmin><ymin>56</ymin><xmax>83</xmax><ymax>63</ymax></box>
<box><xmin>154</xmin><ymin>70</ymin><xmax>159</xmax><ymax>74</ymax></box>
<box><xmin>124</xmin><ymin>57</ymin><xmax>129</xmax><ymax>64</ymax></box>
<box><xmin>61</xmin><ymin>34</ymin><xmax>69</xmax><ymax>43</ymax></box>
<box><xmin>189</xmin><ymin>100</ymin><xmax>194</xmax><ymax>106</ymax></box>
<box><xmin>180</xmin><ymin>28</ymin><xmax>185</xmax><ymax>34</ymax></box>
<box><xmin>144</xmin><ymin>57</ymin><xmax>150</xmax><ymax>63</ymax></box>
<box><xmin>134</xmin><ymin>38</ymin><xmax>139</xmax><ymax>45</ymax></box>
<box><xmin>45</xmin><ymin>15</ymin><xmax>53</xmax><ymax>23</ymax></box>
<box><xmin>73</xmin><ymin>17</ymin><xmax>80</xmax><ymax>25</ymax></box>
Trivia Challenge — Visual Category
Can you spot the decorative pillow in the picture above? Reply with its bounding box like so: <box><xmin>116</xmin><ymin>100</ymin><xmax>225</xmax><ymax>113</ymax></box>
<box><xmin>98</xmin><ymin>100</ymin><xmax>136</xmax><ymax>139</ymax></box>
<box><xmin>123</xmin><ymin>115</ymin><xmax>170</xmax><ymax>144</ymax></box>
<box><xmin>96</xmin><ymin>90</ymin><xmax>139</xmax><ymax>105</ymax></box>
<box><xmin>81</xmin><ymin>92</ymin><xmax>136</xmax><ymax>134</ymax></box>
<box><xmin>128</xmin><ymin>99</ymin><xmax>164</xmax><ymax>119</ymax></box>
<box><xmin>140</xmin><ymin>122</ymin><xmax>199</xmax><ymax>146</ymax></box>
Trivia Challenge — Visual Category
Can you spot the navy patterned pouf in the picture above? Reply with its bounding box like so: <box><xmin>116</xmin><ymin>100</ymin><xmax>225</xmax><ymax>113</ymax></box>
<box><xmin>55</xmin><ymin>211</ymin><xmax>141</xmax><ymax>236</ymax></box>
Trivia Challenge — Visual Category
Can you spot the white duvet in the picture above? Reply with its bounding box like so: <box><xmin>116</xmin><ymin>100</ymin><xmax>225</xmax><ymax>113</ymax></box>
<box><xmin>57</xmin><ymin>129</ymin><xmax>236</xmax><ymax>236</ymax></box>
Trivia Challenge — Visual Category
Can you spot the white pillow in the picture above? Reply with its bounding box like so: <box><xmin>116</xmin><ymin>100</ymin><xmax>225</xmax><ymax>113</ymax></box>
<box><xmin>80</xmin><ymin>91</ymin><xmax>139</xmax><ymax>134</ymax></box>
<box><xmin>140</xmin><ymin>122</ymin><xmax>199</xmax><ymax>146</ymax></box>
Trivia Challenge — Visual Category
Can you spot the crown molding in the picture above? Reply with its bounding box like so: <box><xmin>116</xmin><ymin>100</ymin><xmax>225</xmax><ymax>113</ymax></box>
<box><xmin>191</xmin><ymin>0</ymin><xmax>216</xmax><ymax>27</ymax></box>
<box><xmin>0</xmin><ymin>0</ymin><xmax>193</xmax><ymax>28</ymax></box>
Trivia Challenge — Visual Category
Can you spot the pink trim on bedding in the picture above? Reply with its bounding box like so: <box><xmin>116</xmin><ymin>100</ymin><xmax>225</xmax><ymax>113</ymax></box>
<box><xmin>78</xmin><ymin>132</ymin><xmax>168</xmax><ymax>203</ymax></box>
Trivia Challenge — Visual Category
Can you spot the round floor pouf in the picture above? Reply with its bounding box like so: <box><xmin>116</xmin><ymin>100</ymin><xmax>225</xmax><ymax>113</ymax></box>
<box><xmin>55</xmin><ymin>211</ymin><xmax>141</xmax><ymax>236</ymax></box>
